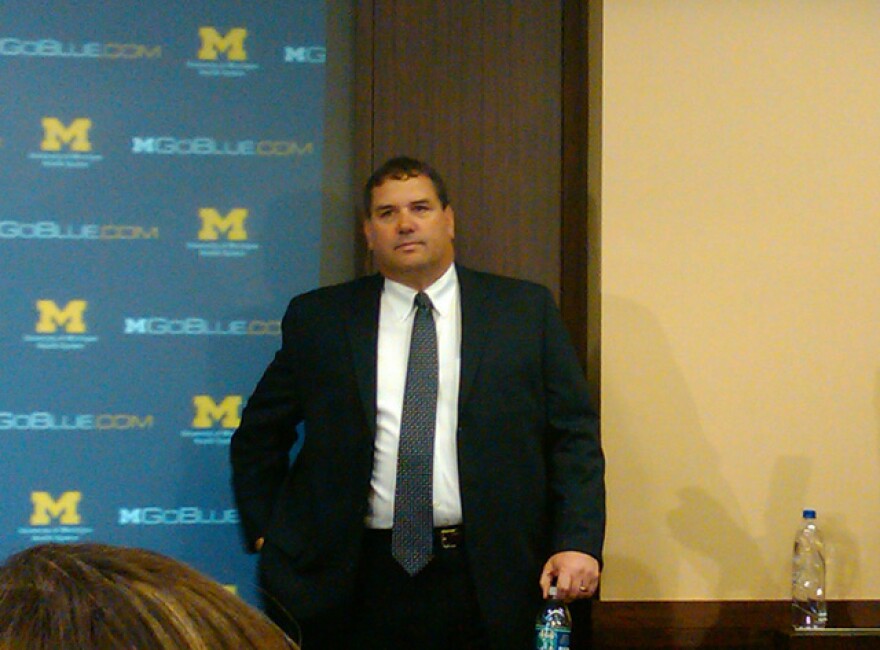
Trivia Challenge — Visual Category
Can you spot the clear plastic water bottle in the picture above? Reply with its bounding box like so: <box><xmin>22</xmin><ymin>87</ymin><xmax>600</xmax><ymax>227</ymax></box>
<box><xmin>791</xmin><ymin>509</ymin><xmax>827</xmax><ymax>629</ymax></box>
<box><xmin>535</xmin><ymin>586</ymin><xmax>572</xmax><ymax>650</ymax></box>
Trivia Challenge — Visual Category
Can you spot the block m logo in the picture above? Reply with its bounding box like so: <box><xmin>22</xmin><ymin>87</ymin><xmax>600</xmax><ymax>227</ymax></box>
<box><xmin>30</xmin><ymin>491</ymin><xmax>82</xmax><ymax>525</ymax></box>
<box><xmin>198</xmin><ymin>208</ymin><xmax>249</xmax><ymax>241</ymax></box>
<box><xmin>41</xmin><ymin>118</ymin><xmax>92</xmax><ymax>152</ymax></box>
<box><xmin>35</xmin><ymin>300</ymin><xmax>87</xmax><ymax>334</ymax></box>
<box><xmin>192</xmin><ymin>395</ymin><xmax>242</xmax><ymax>429</ymax></box>
<box><xmin>197</xmin><ymin>27</ymin><xmax>247</xmax><ymax>61</ymax></box>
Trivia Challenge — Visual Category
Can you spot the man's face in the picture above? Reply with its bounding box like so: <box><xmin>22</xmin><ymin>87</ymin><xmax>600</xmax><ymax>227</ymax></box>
<box><xmin>364</xmin><ymin>174</ymin><xmax>455</xmax><ymax>290</ymax></box>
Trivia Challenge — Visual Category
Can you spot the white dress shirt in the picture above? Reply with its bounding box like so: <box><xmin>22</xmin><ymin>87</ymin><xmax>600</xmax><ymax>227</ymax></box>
<box><xmin>365</xmin><ymin>264</ymin><xmax>463</xmax><ymax>529</ymax></box>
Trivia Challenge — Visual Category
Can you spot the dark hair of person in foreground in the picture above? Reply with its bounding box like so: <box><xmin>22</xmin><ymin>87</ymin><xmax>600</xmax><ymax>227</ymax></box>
<box><xmin>0</xmin><ymin>542</ymin><xmax>299</xmax><ymax>650</ymax></box>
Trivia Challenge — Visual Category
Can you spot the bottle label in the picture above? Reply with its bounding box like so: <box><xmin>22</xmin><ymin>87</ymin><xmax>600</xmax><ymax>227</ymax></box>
<box><xmin>535</xmin><ymin>626</ymin><xmax>571</xmax><ymax>650</ymax></box>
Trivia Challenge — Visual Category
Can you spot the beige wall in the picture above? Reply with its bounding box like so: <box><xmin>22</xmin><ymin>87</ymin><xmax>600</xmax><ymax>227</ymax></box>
<box><xmin>600</xmin><ymin>1</ymin><xmax>880</xmax><ymax>600</ymax></box>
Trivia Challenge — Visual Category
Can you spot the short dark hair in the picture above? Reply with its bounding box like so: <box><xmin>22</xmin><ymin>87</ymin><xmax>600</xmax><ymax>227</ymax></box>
<box><xmin>0</xmin><ymin>542</ymin><xmax>299</xmax><ymax>650</ymax></box>
<box><xmin>363</xmin><ymin>156</ymin><xmax>450</xmax><ymax>215</ymax></box>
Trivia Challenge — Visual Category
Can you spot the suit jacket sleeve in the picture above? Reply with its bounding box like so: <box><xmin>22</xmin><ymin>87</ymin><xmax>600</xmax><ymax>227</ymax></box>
<box><xmin>230</xmin><ymin>297</ymin><xmax>305</xmax><ymax>550</ymax></box>
<box><xmin>540</xmin><ymin>286</ymin><xmax>606</xmax><ymax>563</ymax></box>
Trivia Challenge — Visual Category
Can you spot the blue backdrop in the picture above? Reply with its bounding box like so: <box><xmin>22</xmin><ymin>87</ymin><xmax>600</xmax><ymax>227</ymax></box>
<box><xmin>0</xmin><ymin>1</ymin><xmax>327</xmax><ymax>605</ymax></box>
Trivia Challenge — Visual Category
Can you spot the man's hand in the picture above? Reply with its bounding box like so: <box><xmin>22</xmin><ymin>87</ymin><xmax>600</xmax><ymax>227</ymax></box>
<box><xmin>539</xmin><ymin>551</ymin><xmax>600</xmax><ymax>601</ymax></box>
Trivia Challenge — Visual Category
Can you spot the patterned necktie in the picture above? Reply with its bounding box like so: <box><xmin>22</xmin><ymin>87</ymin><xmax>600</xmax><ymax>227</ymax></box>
<box><xmin>391</xmin><ymin>291</ymin><xmax>438</xmax><ymax>575</ymax></box>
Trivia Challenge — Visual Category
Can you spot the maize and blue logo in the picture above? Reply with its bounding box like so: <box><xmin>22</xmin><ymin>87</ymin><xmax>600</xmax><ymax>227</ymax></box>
<box><xmin>0</xmin><ymin>36</ymin><xmax>161</xmax><ymax>60</ymax></box>
<box><xmin>23</xmin><ymin>299</ymin><xmax>99</xmax><ymax>350</ymax></box>
<box><xmin>186</xmin><ymin>27</ymin><xmax>257</xmax><ymax>78</ymax></box>
<box><xmin>18</xmin><ymin>491</ymin><xmax>94</xmax><ymax>543</ymax></box>
<box><xmin>118</xmin><ymin>504</ymin><xmax>239</xmax><ymax>526</ymax></box>
<box><xmin>28</xmin><ymin>117</ymin><xmax>103</xmax><ymax>169</ymax></box>
<box><xmin>179</xmin><ymin>395</ymin><xmax>242</xmax><ymax>446</ymax></box>
<box><xmin>186</xmin><ymin>207</ymin><xmax>258</xmax><ymax>257</ymax></box>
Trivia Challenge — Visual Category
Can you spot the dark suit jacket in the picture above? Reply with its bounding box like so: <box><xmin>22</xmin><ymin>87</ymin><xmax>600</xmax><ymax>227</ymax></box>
<box><xmin>230</xmin><ymin>265</ymin><xmax>605</xmax><ymax>649</ymax></box>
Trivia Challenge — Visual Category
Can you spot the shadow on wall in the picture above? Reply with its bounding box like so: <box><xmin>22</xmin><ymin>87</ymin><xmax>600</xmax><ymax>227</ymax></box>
<box><xmin>603</xmin><ymin>295</ymin><xmax>836</xmax><ymax>642</ymax></box>
<box><xmin>601</xmin><ymin>295</ymin><xmax>860</xmax><ymax>639</ymax></box>
<box><xmin>602</xmin><ymin>295</ymin><xmax>761</xmax><ymax>594</ymax></box>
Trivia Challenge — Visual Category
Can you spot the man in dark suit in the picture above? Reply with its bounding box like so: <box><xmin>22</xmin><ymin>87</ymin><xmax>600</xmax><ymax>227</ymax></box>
<box><xmin>231</xmin><ymin>157</ymin><xmax>605</xmax><ymax>649</ymax></box>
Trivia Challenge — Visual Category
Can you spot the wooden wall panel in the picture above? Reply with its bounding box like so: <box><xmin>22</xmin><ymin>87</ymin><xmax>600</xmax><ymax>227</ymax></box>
<box><xmin>356</xmin><ymin>0</ymin><xmax>563</xmax><ymax>294</ymax></box>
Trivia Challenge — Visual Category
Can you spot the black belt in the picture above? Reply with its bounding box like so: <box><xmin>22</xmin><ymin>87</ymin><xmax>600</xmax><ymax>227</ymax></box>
<box><xmin>365</xmin><ymin>525</ymin><xmax>465</xmax><ymax>550</ymax></box>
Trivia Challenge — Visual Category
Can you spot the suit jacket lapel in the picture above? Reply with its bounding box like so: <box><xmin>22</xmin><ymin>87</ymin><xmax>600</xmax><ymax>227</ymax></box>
<box><xmin>456</xmin><ymin>266</ymin><xmax>492</xmax><ymax>412</ymax></box>
<box><xmin>346</xmin><ymin>274</ymin><xmax>383</xmax><ymax>435</ymax></box>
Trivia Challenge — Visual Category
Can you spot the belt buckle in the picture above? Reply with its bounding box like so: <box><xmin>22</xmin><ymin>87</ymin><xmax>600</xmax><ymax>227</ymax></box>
<box><xmin>439</xmin><ymin>527</ymin><xmax>459</xmax><ymax>549</ymax></box>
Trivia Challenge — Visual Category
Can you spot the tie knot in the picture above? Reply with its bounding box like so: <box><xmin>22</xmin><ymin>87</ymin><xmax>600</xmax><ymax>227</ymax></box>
<box><xmin>414</xmin><ymin>292</ymin><xmax>433</xmax><ymax>312</ymax></box>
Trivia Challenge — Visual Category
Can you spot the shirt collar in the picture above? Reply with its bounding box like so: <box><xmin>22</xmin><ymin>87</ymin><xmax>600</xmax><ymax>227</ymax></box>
<box><xmin>382</xmin><ymin>264</ymin><xmax>458</xmax><ymax>321</ymax></box>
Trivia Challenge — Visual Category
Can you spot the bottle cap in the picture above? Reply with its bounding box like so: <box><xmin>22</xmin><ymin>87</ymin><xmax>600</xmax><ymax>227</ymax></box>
<box><xmin>802</xmin><ymin>509</ymin><xmax>817</xmax><ymax>519</ymax></box>
<box><xmin>548</xmin><ymin>586</ymin><xmax>558</xmax><ymax>598</ymax></box>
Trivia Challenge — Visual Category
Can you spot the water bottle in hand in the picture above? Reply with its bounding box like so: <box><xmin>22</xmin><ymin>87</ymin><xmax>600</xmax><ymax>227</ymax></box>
<box><xmin>535</xmin><ymin>585</ymin><xmax>572</xmax><ymax>650</ymax></box>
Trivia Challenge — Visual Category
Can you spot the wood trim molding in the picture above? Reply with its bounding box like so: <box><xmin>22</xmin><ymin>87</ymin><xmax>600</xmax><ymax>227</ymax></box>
<box><xmin>561</xmin><ymin>0</ymin><xmax>591</xmax><ymax>370</ymax></box>
<box><xmin>590</xmin><ymin>601</ymin><xmax>880</xmax><ymax>649</ymax></box>
<box><xmin>561</xmin><ymin>0</ymin><xmax>601</xmax><ymax>403</ymax></box>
